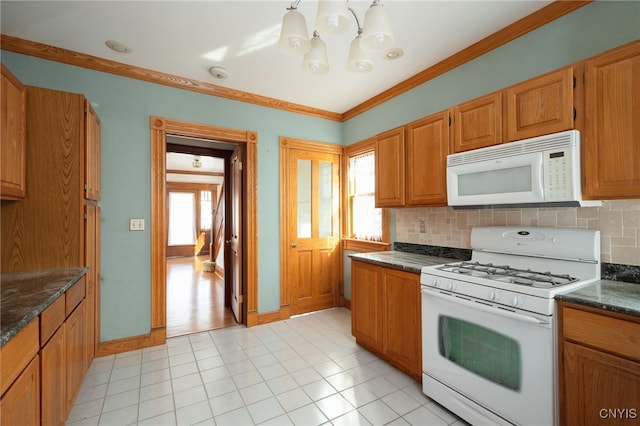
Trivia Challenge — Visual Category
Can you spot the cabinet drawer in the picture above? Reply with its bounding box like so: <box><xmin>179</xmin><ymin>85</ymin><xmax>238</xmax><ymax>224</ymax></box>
<box><xmin>0</xmin><ymin>318</ymin><xmax>39</xmax><ymax>396</ymax></box>
<box><xmin>562</xmin><ymin>306</ymin><xmax>640</xmax><ymax>362</ymax></box>
<box><xmin>65</xmin><ymin>276</ymin><xmax>86</xmax><ymax>316</ymax></box>
<box><xmin>40</xmin><ymin>296</ymin><xmax>65</xmax><ymax>347</ymax></box>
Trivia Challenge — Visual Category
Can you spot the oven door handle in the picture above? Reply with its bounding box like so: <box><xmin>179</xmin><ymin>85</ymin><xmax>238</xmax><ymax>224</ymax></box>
<box><xmin>422</xmin><ymin>287</ymin><xmax>550</xmax><ymax>326</ymax></box>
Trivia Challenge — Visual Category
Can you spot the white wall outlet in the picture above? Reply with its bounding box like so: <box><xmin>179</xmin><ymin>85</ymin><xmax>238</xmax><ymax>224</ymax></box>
<box><xmin>129</xmin><ymin>218</ymin><xmax>145</xmax><ymax>231</ymax></box>
<box><xmin>419</xmin><ymin>219</ymin><xmax>426</xmax><ymax>233</ymax></box>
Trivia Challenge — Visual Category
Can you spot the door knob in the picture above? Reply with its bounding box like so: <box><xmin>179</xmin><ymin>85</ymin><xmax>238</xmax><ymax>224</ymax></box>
<box><xmin>291</xmin><ymin>242</ymin><xmax>298</xmax><ymax>248</ymax></box>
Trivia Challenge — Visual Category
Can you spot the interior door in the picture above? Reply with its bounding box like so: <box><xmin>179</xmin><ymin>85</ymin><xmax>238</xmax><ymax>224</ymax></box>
<box><xmin>229</xmin><ymin>146</ymin><xmax>243</xmax><ymax>323</ymax></box>
<box><xmin>288</xmin><ymin>149</ymin><xmax>340</xmax><ymax>315</ymax></box>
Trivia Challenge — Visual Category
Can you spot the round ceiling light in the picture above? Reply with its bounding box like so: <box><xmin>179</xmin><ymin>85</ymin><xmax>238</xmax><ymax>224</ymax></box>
<box><xmin>383</xmin><ymin>48</ymin><xmax>404</xmax><ymax>60</ymax></box>
<box><xmin>209</xmin><ymin>66</ymin><xmax>230</xmax><ymax>80</ymax></box>
<box><xmin>105</xmin><ymin>40</ymin><xmax>132</xmax><ymax>54</ymax></box>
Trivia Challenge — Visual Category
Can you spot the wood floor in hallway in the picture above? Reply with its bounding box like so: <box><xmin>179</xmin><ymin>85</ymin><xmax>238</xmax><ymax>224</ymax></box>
<box><xmin>166</xmin><ymin>255</ymin><xmax>237</xmax><ymax>337</ymax></box>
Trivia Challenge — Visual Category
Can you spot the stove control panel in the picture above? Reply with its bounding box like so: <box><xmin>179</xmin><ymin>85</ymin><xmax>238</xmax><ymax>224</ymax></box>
<box><xmin>422</xmin><ymin>274</ymin><xmax>555</xmax><ymax>316</ymax></box>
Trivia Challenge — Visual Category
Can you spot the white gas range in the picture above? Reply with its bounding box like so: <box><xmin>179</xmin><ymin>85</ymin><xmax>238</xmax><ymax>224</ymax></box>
<box><xmin>420</xmin><ymin>226</ymin><xmax>600</xmax><ymax>425</ymax></box>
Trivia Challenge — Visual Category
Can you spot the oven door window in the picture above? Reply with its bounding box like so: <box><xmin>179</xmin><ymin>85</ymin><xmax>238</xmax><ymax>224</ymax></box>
<box><xmin>439</xmin><ymin>316</ymin><xmax>521</xmax><ymax>391</ymax></box>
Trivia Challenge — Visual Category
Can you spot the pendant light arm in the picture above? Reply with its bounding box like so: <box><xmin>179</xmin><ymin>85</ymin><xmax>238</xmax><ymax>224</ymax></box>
<box><xmin>286</xmin><ymin>0</ymin><xmax>302</xmax><ymax>11</ymax></box>
<box><xmin>347</xmin><ymin>7</ymin><xmax>362</xmax><ymax>35</ymax></box>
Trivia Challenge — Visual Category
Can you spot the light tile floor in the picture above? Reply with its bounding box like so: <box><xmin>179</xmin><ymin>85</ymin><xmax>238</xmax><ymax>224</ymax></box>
<box><xmin>66</xmin><ymin>308</ymin><xmax>466</xmax><ymax>426</ymax></box>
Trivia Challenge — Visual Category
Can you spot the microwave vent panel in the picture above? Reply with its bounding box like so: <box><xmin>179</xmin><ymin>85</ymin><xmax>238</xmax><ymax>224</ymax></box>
<box><xmin>447</xmin><ymin>130</ymin><xmax>579</xmax><ymax>166</ymax></box>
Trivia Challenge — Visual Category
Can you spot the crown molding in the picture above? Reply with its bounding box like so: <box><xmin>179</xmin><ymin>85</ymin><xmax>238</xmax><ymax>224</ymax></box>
<box><xmin>0</xmin><ymin>34</ymin><xmax>342</xmax><ymax>122</ymax></box>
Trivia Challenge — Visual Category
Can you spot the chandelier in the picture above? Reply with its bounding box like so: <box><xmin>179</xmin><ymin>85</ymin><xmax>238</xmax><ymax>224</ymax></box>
<box><xmin>278</xmin><ymin>0</ymin><xmax>397</xmax><ymax>74</ymax></box>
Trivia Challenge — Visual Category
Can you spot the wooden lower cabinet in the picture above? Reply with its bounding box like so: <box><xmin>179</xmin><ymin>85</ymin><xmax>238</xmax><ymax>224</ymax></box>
<box><xmin>559</xmin><ymin>303</ymin><xmax>640</xmax><ymax>425</ymax></box>
<box><xmin>351</xmin><ymin>260</ymin><xmax>383</xmax><ymax>352</ymax></box>
<box><xmin>351</xmin><ymin>260</ymin><xmax>421</xmax><ymax>379</ymax></box>
<box><xmin>0</xmin><ymin>355</ymin><xmax>40</xmax><ymax>426</ymax></box>
<box><xmin>66</xmin><ymin>300</ymin><xmax>87</xmax><ymax>411</ymax></box>
<box><xmin>41</xmin><ymin>326</ymin><xmax>66</xmax><ymax>426</ymax></box>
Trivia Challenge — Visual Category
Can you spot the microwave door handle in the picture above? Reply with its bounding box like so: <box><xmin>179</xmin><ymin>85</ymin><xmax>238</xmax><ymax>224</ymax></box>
<box><xmin>537</xmin><ymin>156</ymin><xmax>544</xmax><ymax>197</ymax></box>
<box><xmin>422</xmin><ymin>287</ymin><xmax>550</xmax><ymax>326</ymax></box>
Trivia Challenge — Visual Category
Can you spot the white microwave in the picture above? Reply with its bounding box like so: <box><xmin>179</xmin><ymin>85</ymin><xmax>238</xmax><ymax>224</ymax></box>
<box><xmin>446</xmin><ymin>130</ymin><xmax>600</xmax><ymax>208</ymax></box>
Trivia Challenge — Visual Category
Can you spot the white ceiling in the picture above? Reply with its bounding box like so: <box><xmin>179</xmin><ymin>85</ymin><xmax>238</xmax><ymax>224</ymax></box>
<box><xmin>166</xmin><ymin>152</ymin><xmax>225</xmax><ymax>184</ymax></box>
<box><xmin>0</xmin><ymin>0</ymin><xmax>553</xmax><ymax>114</ymax></box>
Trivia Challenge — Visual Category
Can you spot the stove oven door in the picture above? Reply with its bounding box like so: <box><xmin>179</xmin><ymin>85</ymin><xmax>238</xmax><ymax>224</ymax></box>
<box><xmin>421</xmin><ymin>286</ymin><xmax>556</xmax><ymax>426</ymax></box>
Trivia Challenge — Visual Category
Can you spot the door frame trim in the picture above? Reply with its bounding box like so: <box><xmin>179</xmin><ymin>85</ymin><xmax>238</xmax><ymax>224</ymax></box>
<box><xmin>279</xmin><ymin>136</ymin><xmax>344</xmax><ymax>319</ymax></box>
<box><xmin>151</xmin><ymin>117</ymin><xmax>259</xmax><ymax>341</ymax></box>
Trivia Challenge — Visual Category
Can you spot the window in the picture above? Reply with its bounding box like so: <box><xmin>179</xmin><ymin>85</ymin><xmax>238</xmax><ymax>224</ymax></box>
<box><xmin>345</xmin><ymin>138</ymin><xmax>389</xmax><ymax>251</ymax></box>
<box><xmin>200</xmin><ymin>190</ymin><xmax>212</xmax><ymax>230</ymax></box>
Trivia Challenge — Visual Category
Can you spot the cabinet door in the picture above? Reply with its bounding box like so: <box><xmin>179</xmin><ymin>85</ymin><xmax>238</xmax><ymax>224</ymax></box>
<box><xmin>84</xmin><ymin>202</ymin><xmax>99</xmax><ymax>367</ymax></box>
<box><xmin>0</xmin><ymin>355</ymin><xmax>40</xmax><ymax>426</ymax></box>
<box><xmin>65</xmin><ymin>300</ymin><xmax>86</xmax><ymax>411</ymax></box>
<box><xmin>452</xmin><ymin>92</ymin><xmax>502</xmax><ymax>153</ymax></box>
<box><xmin>506</xmin><ymin>67</ymin><xmax>575</xmax><ymax>141</ymax></box>
<box><xmin>41</xmin><ymin>326</ymin><xmax>66</xmax><ymax>426</ymax></box>
<box><xmin>84</xmin><ymin>100</ymin><xmax>101</xmax><ymax>201</ymax></box>
<box><xmin>0</xmin><ymin>64</ymin><xmax>26</xmax><ymax>200</ymax></box>
<box><xmin>351</xmin><ymin>260</ymin><xmax>383</xmax><ymax>352</ymax></box>
<box><xmin>562</xmin><ymin>341</ymin><xmax>640</xmax><ymax>426</ymax></box>
<box><xmin>582</xmin><ymin>41</ymin><xmax>640</xmax><ymax>199</ymax></box>
<box><xmin>382</xmin><ymin>268</ymin><xmax>421</xmax><ymax>377</ymax></box>
<box><xmin>375</xmin><ymin>127</ymin><xmax>405</xmax><ymax>207</ymax></box>
<box><xmin>406</xmin><ymin>111</ymin><xmax>449</xmax><ymax>206</ymax></box>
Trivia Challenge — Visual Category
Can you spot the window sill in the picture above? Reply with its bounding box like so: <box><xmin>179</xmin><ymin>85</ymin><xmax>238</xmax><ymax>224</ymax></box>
<box><xmin>343</xmin><ymin>239</ymin><xmax>391</xmax><ymax>253</ymax></box>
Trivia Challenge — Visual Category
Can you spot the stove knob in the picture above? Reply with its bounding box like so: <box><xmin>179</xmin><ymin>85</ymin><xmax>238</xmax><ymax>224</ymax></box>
<box><xmin>489</xmin><ymin>290</ymin><xmax>498</xmax><ymax>301</ymax></box>
<box><xmin>432</xmin><ymin>278</ymin><xmax>439</xmax><ymax>287</ymax></box>
<box><xmin>512</xmin><ymin>295</ymin><xmax>523</xmax><ymax>307</ymax></box>
<box><xmin>447</xmin><ymin>281</ymin><xmax>455</xmax><ymax>291</ymax></box>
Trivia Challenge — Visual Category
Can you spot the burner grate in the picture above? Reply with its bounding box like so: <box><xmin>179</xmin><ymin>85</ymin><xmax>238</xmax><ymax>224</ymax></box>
<box><xmin>438</xmin><ymin>261</ymin><xmax>579</xmax><ymax>287</ymax></box>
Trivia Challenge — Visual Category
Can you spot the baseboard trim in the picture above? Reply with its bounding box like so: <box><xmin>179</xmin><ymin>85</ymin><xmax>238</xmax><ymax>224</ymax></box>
<box><xmin>95</xmin><ymin>327</ymin><xmax>166</xmax><ymax>357</ymax></box>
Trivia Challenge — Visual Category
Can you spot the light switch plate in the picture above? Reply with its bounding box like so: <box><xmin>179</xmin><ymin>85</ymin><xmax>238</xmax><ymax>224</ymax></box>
<box><xmin>129</xmin><ymin>218</ymin><xmax>145</xmax><ymax>231</ymax></box>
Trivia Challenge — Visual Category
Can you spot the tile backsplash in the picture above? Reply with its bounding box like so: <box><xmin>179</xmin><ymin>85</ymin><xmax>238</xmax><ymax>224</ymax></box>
<box><xmin>395</xmin><ymin>200</ymin><xmax>640</xmax><ymax>266</ymax></box>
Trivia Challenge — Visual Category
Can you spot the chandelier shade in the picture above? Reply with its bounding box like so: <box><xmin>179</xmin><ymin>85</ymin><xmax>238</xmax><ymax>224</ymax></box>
<box><xmin>360</xmin><ymin>1</ymin><xmax>394</xmax><ymax>50</ymax></box>
<box><xmin>278</xmin><ymin>8</ymin><xmax>311</xmax><ymax>55</ymax></box>
<box><xmin>315</xmin><ymin>0</ymin><xmax>351</xmax><ymax>34</ymax></box>
<box><xmin>347</xmin><ymin>35</ymin><xmax>373</xmax><ymax>73</ymax></box>
<box><xmin>302</xmin><ymin>32</ymin><xmax>329</xmax><ymax>74</ymax></box>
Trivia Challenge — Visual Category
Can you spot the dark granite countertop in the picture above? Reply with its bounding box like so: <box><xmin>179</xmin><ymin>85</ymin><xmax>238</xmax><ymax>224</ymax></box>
<box><xmin>1</xmin><ymin>268</ymin><xmax>87</xmax><ymax>347</ymax></box>
<box><xmin>349</xmin><ymin>251</ymin><xmax>457</xmax><ymax>274</ymax></box>
<box><xmin>556</xmin><ymin>279</ymin><xmax>640</xmax><ymax>318</ymax></box>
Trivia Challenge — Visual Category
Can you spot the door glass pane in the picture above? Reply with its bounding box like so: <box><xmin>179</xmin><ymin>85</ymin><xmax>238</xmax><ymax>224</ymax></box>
<box><xmin>458</xmin><ymin>165</ymin><xmax>531</xmax><ymax>196</ymax></box>
<box><xmin>319</xmin><ymin>161</ymin><xmax>333</xmax><ymax>237</ymax></box>
<box><xmin>200</xmin><ymin>190</ymin><xmax>212</xmax><ymax>230</ymax></box>
<box><xmin>297</xmin><ymin>159</ymin><xmax>311</xmax><ymax>238</ymax></box>
<box><xmin>168</xmin><ymin>192</ymin><xmax>196</xmax><ymax>246</ymax></box>
<box><xmin>438</xmin><ymin>315</ymin><xmax>521</xmax><ymax>391</ymax></box>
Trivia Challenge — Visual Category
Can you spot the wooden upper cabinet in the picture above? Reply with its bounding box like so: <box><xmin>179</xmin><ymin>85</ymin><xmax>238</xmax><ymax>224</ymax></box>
<box><xmin>506</xmin><ymin>67</ymin><xmax>575</xmax><ymax>142</ymax></box>
<box><xmin>84</xmin><ymin>100</ymin><xmax>101</xmax><ymax>201</ymax></box>
<box><xmin>1</xmin><ymin>64</ymin><xmax>26</xmax><ymax>200</ymax></box>
<box><xmin>582</xmin><ymin>40</ymin><xmax>640</xmax><ymax>199</ymax></box>
<box><xmin>1</xmin><ymin>86</ymin><xmax>101</xmax><ymax>272</ymax></box>
<box><xmin>375</xmin><ymin>127</ymin><xmax>405</xmax><ymax>207</ymax></box>
<box><xmin>406</xmin><ymin>111</ymin><xmax>449</xmax><ymax>206</ymax></box>
<box><xmin>452</xmin><ymin>91</ymin><xmax>502</xmax><ymax>153</ymax></box>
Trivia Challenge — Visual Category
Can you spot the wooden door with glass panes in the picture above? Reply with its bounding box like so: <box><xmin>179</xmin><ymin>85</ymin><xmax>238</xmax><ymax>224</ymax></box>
<box><xmin>287</xmin><ymin>148</ymin><xmax>340</xmax><ymax>315</ymax></box>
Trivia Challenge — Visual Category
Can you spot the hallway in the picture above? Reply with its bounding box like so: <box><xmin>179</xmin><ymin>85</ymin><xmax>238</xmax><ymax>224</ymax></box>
<box><xmin>166</xmin><ymin>256</ymin><xmax>236</xmax><ymax>337</ymax></box>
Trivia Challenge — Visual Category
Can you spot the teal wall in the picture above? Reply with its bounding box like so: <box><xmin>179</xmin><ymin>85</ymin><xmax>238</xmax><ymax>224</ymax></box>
<box><xmin>2</xmin><ymin>0</ymin><xmax>638</xmax><ymax>340</ymax></box>
<box><xmin>1</xmin><ymin>52</ymin><xmax>342</xmax><ymax>340</ymax></box>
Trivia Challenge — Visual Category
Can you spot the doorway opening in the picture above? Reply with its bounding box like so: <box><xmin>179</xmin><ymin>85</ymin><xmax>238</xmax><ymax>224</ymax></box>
<box><xmin>165</xmin><ymin>141</ymin><xmax>236</xmax><ymax>337</ymax></box>
<box><xmin>150</xmin><ymin>117</ymin><xmax>259</xmax><ymax>347</ymax></box>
